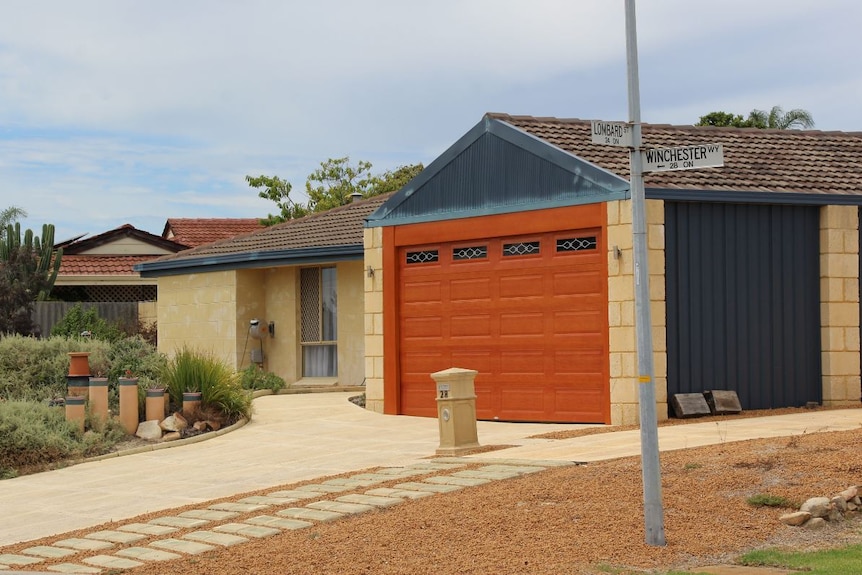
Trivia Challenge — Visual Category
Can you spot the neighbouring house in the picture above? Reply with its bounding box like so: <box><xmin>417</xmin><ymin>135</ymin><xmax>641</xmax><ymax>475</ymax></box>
<box><xmin>41</xmin><ymin>219</ymin><xmax>266</xmax><ymax>336</ymax></box>
<box><xmin>139</xmin><ymin>113</ymin><xmax>862</xmax><ymax>426</ymax></box>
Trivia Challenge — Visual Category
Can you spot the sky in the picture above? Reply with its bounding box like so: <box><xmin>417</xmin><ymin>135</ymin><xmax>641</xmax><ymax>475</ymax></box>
<box><xmin>2</xmin><ymin>0</ymin><xmax>860</xmax><ymax>242</ymax></box>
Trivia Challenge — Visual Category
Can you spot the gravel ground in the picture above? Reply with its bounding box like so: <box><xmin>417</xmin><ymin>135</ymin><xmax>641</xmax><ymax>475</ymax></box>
<box><xmin>5</xmin><ymin>417</ymin><xmax>861</xmax><ymax>574</ymax></box>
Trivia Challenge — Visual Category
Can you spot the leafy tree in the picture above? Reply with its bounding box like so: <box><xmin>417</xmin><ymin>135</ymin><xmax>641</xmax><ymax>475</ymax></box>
<box><xmin>0</xmin><ymin>206</ymin><xmax>27</xmax><ymax>229</ymax></box>
<box><xmin>50</xmin><ymin>303</ymin><xmax>123</xmax><ymax>342</ymax></box>
<box><xmin>696</xmin><ymin>106</ymin><xmax>815</xmax><ymax>130</ymax></box>
<box><xmin>249</xmin><ymin>158</ymin><xmax>424</xmax><ymax>225</ymax></box>
<box><xmin>0</xmin><ymin>223</ymin><xmax>63</xmax><ymax>336</ymax></box>
<box><xmin>245</xmin><ymin>175</ymin><xmax>309</xmax><ymax>226</ymax></box>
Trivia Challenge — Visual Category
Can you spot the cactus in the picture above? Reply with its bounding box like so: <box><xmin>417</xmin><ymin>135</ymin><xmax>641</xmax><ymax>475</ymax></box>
<box><xmin>0</xmin><ymin>221</ymin><xmax>63</xmax><ymax>301</ymax></box>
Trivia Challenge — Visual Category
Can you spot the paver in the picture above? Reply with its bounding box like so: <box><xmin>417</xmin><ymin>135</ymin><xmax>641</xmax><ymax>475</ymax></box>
<box><xmin>209</xmin><ymin>501</ymin><xmax>270</xmax><ymax>513</ymax></box>
<box><xmin>82</xmin><ymin>555</ymin><xmax>144</xmax><ymax>569</ymax></box>
<box><xmin>148</xmin><ymin>516</ymin><xmax>209</xmax><ymax>528</ymax></box>
<box><xmin>179</xmin><ymin>509</ymin><xmax>239</xmax><ymax>521</ymax></box>
<box><xmin>245</xmin><ymin>515</ymin><xmax>313</xmax><ymax>530</ymax></box>
<box><xmin>294</xmin><ymin>483</ymin><xmax>352</xmax><ymax>494</ymax></box>
<box><xmin>21</xmin><ymin>545</ymin><xmax>76</xmax><ymax>559</ymax></box>
<box><xmin>149</xmin><ymin>538</ymin><xmax>215</xmax><ymax>555</ymax></box>
<box><xmin>306</xmin><ymin>500</ymin><xmax>376</xmax><ymax>515</ymax></box>
<box><xmin>452</xmin><ymin>469</ymin><xmax>521</xmax><ymax>480</ymax></box>
<box><xmin>85</xmin><ymin>530</ymin><xmax>147</xmax><ymax>544</ymax></box>
<box><xmin>277</xmin><ymin>507</ymin><xmax>345</xmax><ymax>523</ymax></box>
<box><xmin>322</xmin><ymin>478</ymin><xmax>382</xmax><ymax>488</ymax></box>
<box><xmin>266</xmin><ymin>489</ymin><xmax>322</xmax><ymax>500</ymax></box>
<box><xmin>0</xmin><ymin>553</ymin><xmax>44</xmax><ymax>566</ymax></box>
<box><xmin>407</xmin><ymin>462</ymin><xmax>468</xmax><ymax>471</ymax></box>
<box><xmin>46</xmin><ymin>562</ymin><xmax>102</xmax><ymax>573</ymax></box>
<box><xmin>336</xmin><ymin>494</ymin><xmax>403</xmax><ymax>508</ymax></box>
<box><xmin>213</xmin><ymin>523</ymin><xmax>281</xmax><ymax>538</ymax></box>
<box><xmin>53</xmin><ymin>538</ymin><xmax>114</xmax><ymax>552</ymax></box>
<box><xmin>184</xmin><ymin>530</ymin><xmax>248</xmax><ymax>546</ymax></box>
<box><xmin>366</xmin><ymin>468</ymin><xmax>429</xmax><ymax>477</ymax></box>
<box><xmin>349</xmin><ymin>472</ymin><xmax>412</xmax><ymax>482</ymax></box>
<box><xmin>392</xmin><ymin>481</ymin><xmax>464</xmax><ymax>494</ymax></box>
<box><xmin>478</xmin><ymin>464</ymin><xmax>547</xmax><ymax>474</ymax></box>
<box><xmin>116</xmin><ymin>546</ymin><xmax>182</xmax><ymax>561</ymax></box>
<box><xmin>365</xmin><ymin>487</ymin><xmax>434</xmax><ymax>500</ymax></box>
<box><xmin>237</xmin><ymin>495</ymin><xmax>292</xmax><ymax>506</ymax></box>
<box><xmin>424</xmin><ymin>475</ymin><xmax>492</xmax><ymax>487</ymax></box>
<box><xmin>435</xmin><ymin>456</ymin><xmax>572</xmax><ymax>467</ymax></box>
<box><xmin>117</xmin><ymin>523</ymin><xmax>178</xmax><ymax>536</ymax></box>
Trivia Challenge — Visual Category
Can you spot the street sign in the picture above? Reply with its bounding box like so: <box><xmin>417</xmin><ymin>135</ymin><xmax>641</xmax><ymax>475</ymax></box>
<box><xmin>591</xmin><ymin>120</ymin><xmax>633</xmax><ymax>147</ymax></box>
<box><xmin>641</xmin><ymin>143</ymin><xmax>724</xmax><ymax>173</ymax></box>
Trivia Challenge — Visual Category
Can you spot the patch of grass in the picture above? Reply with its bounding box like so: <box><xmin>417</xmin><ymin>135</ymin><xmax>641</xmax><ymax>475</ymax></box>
<box><xmin>239</xmin><ymin>365</ymin><xmax>287</xmax><ymax>393</ymax></box>
<box><xmin>683</xmin><ymin>462</ymin><xmax>702</xmax><ymax>470</ymax></box>
<box><xmin>746</xmin><ymin>493</ymin><xmax>794</xmax><ymax>508</ymax></box>
<box><xmin>740</xmin><ymin>544</ymin><xmax>862</xmax><ymax>574</ymax></box>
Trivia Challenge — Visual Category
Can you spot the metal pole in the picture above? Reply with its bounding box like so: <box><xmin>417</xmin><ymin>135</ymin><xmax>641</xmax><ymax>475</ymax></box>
<box><xmin>624</xmin><ymin>0</ymin><xmax>666</xmax><ymax>546</ymax></box>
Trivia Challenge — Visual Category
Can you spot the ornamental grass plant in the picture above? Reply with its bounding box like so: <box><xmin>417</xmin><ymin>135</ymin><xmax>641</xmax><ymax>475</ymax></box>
<box><xmin>161</xmin><ymin>347</ymin><xmax>252</xmax><ymax>422</ymax></box>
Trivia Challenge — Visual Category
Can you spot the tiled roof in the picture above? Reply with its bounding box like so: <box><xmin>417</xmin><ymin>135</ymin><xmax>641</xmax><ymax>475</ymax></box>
<box><xmin>488</xmin><ymin>113</ymin><xmax>862</xmax><ymax>195</ymax></box>
<box><xmin>59</xmin><ymin>223</ymin><xmax>186</xmax><ymax>255</ymax></box>
<box><xmin>59</xmin><ymin>255</ymin><xmax>161</xmax><ymax>276</ymax></box>
<box><xmin>143</xmin><ymin>194</ymin><xmax>391</xmax><ymax>267</ymax></box>
<box><xmin>162</xmin><ymin>219</ymin><xmax>265</xmax><ymax>247</ymax></box>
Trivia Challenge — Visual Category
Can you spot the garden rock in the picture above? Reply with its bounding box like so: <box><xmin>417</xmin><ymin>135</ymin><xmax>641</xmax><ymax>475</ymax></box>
<box><xmin>160</xmin><ymin>413</ymin><xmax>188</xmax><ymax>432</ymax></box>
<box><xmin>800</xmin><ymin>497</ymin><xmax>831</xmax><ymax>518</ymax></box>
<box><xmin>840</xmin><ymin>486</ymin><xmax>858</xmax><ymax>501</ymax></box>
<box><xmin>804</xmin><ymin>517</ymin><xmax>827</xmax><ymax>529</ymax></box>
<box><xmin>136</xmin><ymin>420</ymin><xmax>162</xmax><ymax>441</ymax></box>
<box><xmin>778</xmin><ymin>511</ymin><xmax>810</xmax><ymax>526</ymax></box>
<box><xmin>161</xmin><ymin>432</ymin><xmax>181</xmax><ymax>442</ymax></box>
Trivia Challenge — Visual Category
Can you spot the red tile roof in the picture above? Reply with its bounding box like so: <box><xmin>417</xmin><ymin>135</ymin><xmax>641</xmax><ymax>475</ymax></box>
<box><xmin>59</xmin><ymin>255</ymin><xmax>161</xmax><ymax>276</ymax></box>
<box><xmin>488</xmin><ymin>113</ymin><xmax>862</xmax><ymax>195</ymax></box>
<box><xmin>163</xmin><ymin>219</ymin><xmax>265</xmax><ymax>247</ymax></box>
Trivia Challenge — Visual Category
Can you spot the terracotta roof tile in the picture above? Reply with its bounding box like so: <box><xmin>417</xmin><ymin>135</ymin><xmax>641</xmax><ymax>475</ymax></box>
<box><xmin>59</xmin><ymin>255</ymin><xmax>161</xmax><ymax>275</ymax></box>
<box><xmin>163</xmin><ymin>219</ymin><xmax>265</xmax><ymax>247</ymax></box>
<box><xmin>149</xmin><ymin>195</ymin><xmax>391</xmax><ymax>265</ymax></box>
<box><xmin>488</xmin><ymin>114</ymin><xmax>862</xmax><ymax>195</ymax></box>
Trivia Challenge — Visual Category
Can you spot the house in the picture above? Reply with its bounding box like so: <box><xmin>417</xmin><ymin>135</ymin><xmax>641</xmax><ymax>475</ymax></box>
<box><xmin>140</xmin><ymin>114</ymin><xmax>862</xmax><ymax>426</ymax></box>
<box><xmin>161</xmin><ymin>218</ymin><xmax>264</xmax><ymax>247</ymax></box>
<box><xmin>137</xmin><ymin>196</ymin><xmax>388</xmax><ymax>386</ymax></box>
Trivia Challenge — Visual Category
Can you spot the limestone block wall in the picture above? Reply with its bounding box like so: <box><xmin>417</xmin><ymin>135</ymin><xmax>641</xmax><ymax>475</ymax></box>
<box><xmin>820</xmin><ymin>205</ymin><xmax>861</xmax><ymax>406</ymax></box>
<box><xmin>235</xmin><ymin>268</ymin><xmax>268</xmax><ymax>371</ymax></box>
<box><xmin>363</xmin><ymin>227</ymin><xmax>385</xmax><ymax>413</ymax></box>
<box><xmin>607</xmin><ymin>199</ymin><xmax>668</xmax><ymax>426</ymax></box>
<box><xmin>157</xmin><ymin>271</ymin><xmax>239</xmax><ymax>360</ymax></box>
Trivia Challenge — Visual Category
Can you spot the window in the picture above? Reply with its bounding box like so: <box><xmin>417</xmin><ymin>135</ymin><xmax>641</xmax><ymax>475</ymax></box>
<box><xmin>300</xmin><ymin>267</ymin><xmax>337</xmax><ymax>377</ymax></box>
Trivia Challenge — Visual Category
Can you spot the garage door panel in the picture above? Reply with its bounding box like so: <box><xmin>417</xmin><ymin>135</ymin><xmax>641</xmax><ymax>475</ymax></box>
<box><xmin>553</xmin><ymin>269</ymin><xmax>603</xmax><ymax>295</ymax></box>
<box><xmin>401</xmin><ymin>352</ymin><xmax>448</xmax><ymax>377</ymax></box>
<box><xmin>401</xmin><ymin>316</ymin><xmax>443</xmax><ymax>340</ymax></box>
<box><xmin>553</xmin><ymin>310</ymin><xmax>604</xmax><ymax>334</ymax></box>
<box><xmin>500</xmin><ymin>350</ymin><xmax>547</xmax><ymax>376</ymax></box>
<box><xmin>450</xmin><ymin>278</ymin><xmax>492</xmax><ymax>301</ymax></box>
<box><xmin>552</xmin><ymin>390</ymin><xmax>605</xmax><ymax>423</ymax></box>
<box><xmin>499</xmin><ymin>312</ymin><xmax>545</xmax><ymax>336</ymax></box>
<box><xmin>500</xmin><ymin>388</ymin><xmax>546</xmax><ymax>414</ymax></box>
<box><xmin>553</xmin><ymin>350</ymin><xmax>604</xmax><ymax>375</ymax></box>
<box><xmin>450</xmin><ymin>314</ymin><xmax>492</xmax><ymax>338</ymax></box>
<box><xmin>499</xmin><ymin>274</ymin><xmax>544</xmax><ymax>298</ymax></box>
<box><xmin>402</xmin><ymin>280</ymin><xmax>443</xmax><ymax>303</ymax></box>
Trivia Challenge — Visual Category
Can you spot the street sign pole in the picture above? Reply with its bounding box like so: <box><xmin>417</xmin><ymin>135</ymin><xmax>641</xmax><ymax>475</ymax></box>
<box><xmin>625</xmin><ymin>0</ymin><xmax>666</xmax><ymax>546</ymax></box>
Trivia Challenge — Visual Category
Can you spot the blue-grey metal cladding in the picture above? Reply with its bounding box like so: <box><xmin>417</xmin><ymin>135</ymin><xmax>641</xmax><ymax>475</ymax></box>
<box><xmin>665</xmin><ymin>202</ymin><xmax>821</xmax><ymax>411</ymax></box>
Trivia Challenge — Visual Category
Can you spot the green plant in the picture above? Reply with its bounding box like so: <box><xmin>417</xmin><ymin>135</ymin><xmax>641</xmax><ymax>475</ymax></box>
<box><xmin>239</xmin><ymin>365</ymin><xmax>287</xmax><ymax>393</ymax></box>
<box><xmin>161</xmin><ymin>347</ymin><xmax>251</xmax><ymax>421</ymax></box>
<box><xmin>0</xmin><ymin>400</ymin><xmax>125</xmax><ymax>478</ymax></box>
<box><xmin>746</xmin><ymin>494</ymin><xmax>794</xmax><ymax>508</ymax></box>
<box><xmin>50</xmin><ymin>304</ymin><xmax>124</xmax><ymax>342</ymax></box>
<box><xmin>683</xmin><ymin>462</ymin><xmax>702</xmax><ymax>470</ymax></box>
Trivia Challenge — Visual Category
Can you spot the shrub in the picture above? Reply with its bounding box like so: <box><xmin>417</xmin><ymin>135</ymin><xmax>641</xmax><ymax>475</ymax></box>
<box><xmin>239</xmin><ymin>365</ymin><xmax>287</xmax><ymax>393</ymax></box>
<box><xmin>0</xmin><ymin>335</ymin><xmax>111</xmax><ymax>401</ymax></box>
<box><xmin>747</xmin><ymin>494</ymin><xmax>794</xmax><ymax>508</ymax></box>
<box><xmin>161</xmin><ymin>347</ymin><xmax>252</xmax><ymax>421</ymax></box>
<box><xmin>50</xmin><ymin>304</ymin><xmax>124</xmax><ymax>342</ymax></box>
<box><xmin>0</xmin><ymin>400</ymin><xmax>125</xmax><ymax>478</ymax></box>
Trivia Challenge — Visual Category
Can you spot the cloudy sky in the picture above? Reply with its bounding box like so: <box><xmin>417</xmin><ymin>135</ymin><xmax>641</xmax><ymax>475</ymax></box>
<box><xmin>2</xmin><ymin>0</ymin><xmax>859</xmax><ymax>242</ymax></box>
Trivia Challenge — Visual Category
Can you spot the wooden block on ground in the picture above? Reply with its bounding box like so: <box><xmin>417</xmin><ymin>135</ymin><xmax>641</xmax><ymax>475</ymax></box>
<box><xmin>671</xmin><ymin>393</ymin><xmax>712</xmax><ymax>418</ymax></box>
<box><xmin>704</xmin><ymin>390</ymin><xmax>742</xmax><ymax>414</ymax></box>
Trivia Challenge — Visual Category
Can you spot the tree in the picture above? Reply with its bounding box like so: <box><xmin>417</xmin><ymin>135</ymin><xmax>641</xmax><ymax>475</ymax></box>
<box><xmin>249</xmin><ymin>158</ymin><xmax>424</xmax><ymax>225</ymax></box>
<box><xmin>0</xmin><ymin>223</ymin><xmax>63</xmax><ymax>336</ymax></box>
<box><xmin>0</xmin><ymin>206</ymin><xmax>27</xmax><ymax>229</ymax></box>
<box><xmin>696</xmin><ymin>106</ymin><xmax>815</xmax><ymax>130</ymax></box>
<box><xmin>746</xmin><ymin>106</ymin><xmax>815</xmax><ymax>130</ymax></box>
<box><xmin>245</xmin><ymin>175</ymin><xmax>309</xmax><ymax>226</ymax></box>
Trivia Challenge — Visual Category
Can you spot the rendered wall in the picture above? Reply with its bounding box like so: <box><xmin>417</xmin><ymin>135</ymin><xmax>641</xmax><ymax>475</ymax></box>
<box><xmin>157</xmin><ymin>271</ymin><xmax>239</xmax><ymax>360</ymax></box>
<box><xmin>261</xmin><ymin>267</ymin><xmax>300</xmax><ymax>383</ymax></box>
<box><xmin>607</xmin><ymin>199</ymin><xmax>667</xmax><ymax>426</ymax></box>
<box><xmin>820</xmin><ymin>205</ymin><xmax>862</xmax><ymax>406</ymax></box>
<box><xmin>337</xmin><ymin>260</ymin><xmax>366</xmax><ymax>387</ymax></box>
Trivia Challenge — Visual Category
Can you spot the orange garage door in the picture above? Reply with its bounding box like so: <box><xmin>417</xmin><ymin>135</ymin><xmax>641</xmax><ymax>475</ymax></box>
<box><xmin>398</xmin><ymin>229</ymin><xmax>608</xmax><ymax>423</ymax></box>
